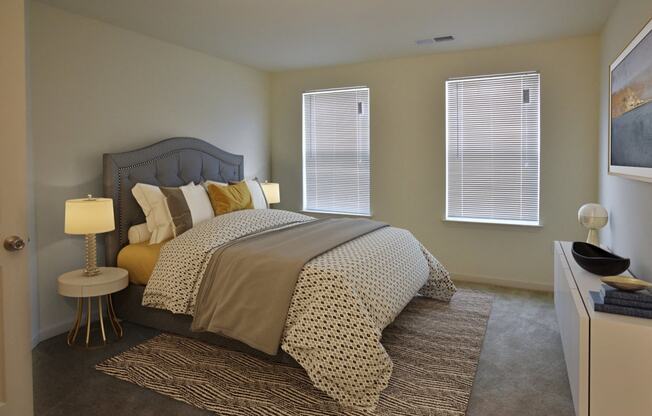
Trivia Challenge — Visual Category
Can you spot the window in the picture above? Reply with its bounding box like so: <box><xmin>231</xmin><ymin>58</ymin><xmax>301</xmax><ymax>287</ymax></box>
<box><xmin>302</xmin><ymin>87</ymin><xmax>370</xmax><ymax>216</ymax></box>
<box><xmin>446</xmin><ymin>72</ymin><xmax>540</xmax><ymax>226</ymax></box>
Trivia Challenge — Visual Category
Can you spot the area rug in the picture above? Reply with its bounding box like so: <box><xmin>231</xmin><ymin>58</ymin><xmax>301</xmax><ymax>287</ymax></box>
<box><xmin>96</xmin><ymin>289</ymin><xmax>493</xmax><ymax>415</ymax></box>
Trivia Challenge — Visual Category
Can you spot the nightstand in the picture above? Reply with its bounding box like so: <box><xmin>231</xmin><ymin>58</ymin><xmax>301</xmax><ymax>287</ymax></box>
<box><xmin>58</xmin><ymin>267</ymin><xmax>128</xmax><ymax>348</ymax></box>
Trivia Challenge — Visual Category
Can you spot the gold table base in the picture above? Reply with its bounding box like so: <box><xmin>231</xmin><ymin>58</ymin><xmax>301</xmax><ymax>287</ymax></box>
<box><xmin>67</xmin><ymin>295</ymin><xmax>123</xmax><ymax>348</ymax></box>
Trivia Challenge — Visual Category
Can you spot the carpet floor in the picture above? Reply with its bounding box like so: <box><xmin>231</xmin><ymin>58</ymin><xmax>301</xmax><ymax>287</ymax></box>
<box><xmin>33</xmin><ymin>283</ymin><xmax>575</xmax><ymax>416</ymax></box>
<box><xmin>95</xmin><ymin>289</ymin><xmax>492</xmax><ymax>415</ymax></box>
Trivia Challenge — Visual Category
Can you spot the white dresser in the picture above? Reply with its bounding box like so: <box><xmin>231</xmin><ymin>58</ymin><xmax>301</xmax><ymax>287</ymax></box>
<box><xmin>554</xmin><ymin>241</ymin><xmax>652</xmax><ymax>416</ymax></box>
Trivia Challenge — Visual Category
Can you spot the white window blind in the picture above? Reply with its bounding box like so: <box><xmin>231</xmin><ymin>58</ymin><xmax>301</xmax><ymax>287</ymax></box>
<box><xmin>446</xmin><ymin>72</ymin><xmax>540</xmax><ymax>226</ymax></box>
<box><xmin>303</xmin><ymin>87</ymin><xmax>370</xmax><ymax>216</ymax></box>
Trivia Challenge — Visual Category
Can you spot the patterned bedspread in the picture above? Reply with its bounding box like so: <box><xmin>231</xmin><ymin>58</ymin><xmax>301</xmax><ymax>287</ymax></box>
<box><xmin>142</xmin><ymin>209</ymin><xmax>456</xmax><ymax>410</ymax></box>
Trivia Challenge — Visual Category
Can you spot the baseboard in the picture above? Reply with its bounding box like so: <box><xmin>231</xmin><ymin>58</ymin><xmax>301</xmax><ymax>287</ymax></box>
<box><xmin>35</xmin><ymin>318</ymin><xmax>75</xmax><ymax>346</ymax></box>
<box><xmin>452</xmin><ymin>273</ymin><xmax>553</xmax><ymax>292</ymax></box>
<box><xmin>33</xmin><ymin>311</ymin><xmax>101</xmax><ymax>348</ymax></box>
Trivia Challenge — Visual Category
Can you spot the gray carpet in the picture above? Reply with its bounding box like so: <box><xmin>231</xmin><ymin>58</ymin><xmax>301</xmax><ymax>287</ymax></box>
<box><xmin>463</xmin><ymin>283</ymin><xmax>574</xmax><ymax>416</ymax></box>
<box><xmin>33</xmin><ymin>283</ymin><xmax>574</xmax><ymax>416</ymax></box>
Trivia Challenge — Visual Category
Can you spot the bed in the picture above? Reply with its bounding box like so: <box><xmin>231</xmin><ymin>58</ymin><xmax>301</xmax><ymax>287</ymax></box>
<box><xmin>103</xmin><ymin>137</ymin><xmax>456</xmax><ymax>410</ymax></box>
<box><xmin>104</xmin><ymin>137</ymin><xmax>290</xmax><ymax>360</ymax></box>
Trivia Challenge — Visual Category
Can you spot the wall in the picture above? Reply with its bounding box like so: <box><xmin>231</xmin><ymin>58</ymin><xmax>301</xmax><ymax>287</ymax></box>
<box><xmin>599</xmin><ymin>0</ymin><xmax>652</xmax><ymax>282</ymax></box>
<box><xmin>29</xmin><ymin>2</ymin><xmax>271</xmax><ymax>341</ymax></box>
<box><xmin>271</xmin><ymin>36</ymin><xmax>600</xmax><ymax>290</ymax></box>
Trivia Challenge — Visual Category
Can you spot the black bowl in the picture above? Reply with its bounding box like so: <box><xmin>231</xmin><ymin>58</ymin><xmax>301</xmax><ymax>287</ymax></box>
<box><xmin>571</xmin><ymin>242</ymin><xmax>630</xmax><ymax>276</ymax></box>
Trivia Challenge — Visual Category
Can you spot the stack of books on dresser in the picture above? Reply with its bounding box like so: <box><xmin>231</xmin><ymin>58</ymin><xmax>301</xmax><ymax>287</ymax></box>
<box><xmin>590</xmin><ymin>285</ymin><xmax>652</xmax><ymax>319</ymax></box>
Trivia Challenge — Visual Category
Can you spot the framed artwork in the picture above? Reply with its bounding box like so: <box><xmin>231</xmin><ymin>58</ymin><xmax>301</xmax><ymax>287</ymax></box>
<box><xmin>609</xmin><ymin>18</ymin><xmax>652</xmax><ymax>182</ymax></box>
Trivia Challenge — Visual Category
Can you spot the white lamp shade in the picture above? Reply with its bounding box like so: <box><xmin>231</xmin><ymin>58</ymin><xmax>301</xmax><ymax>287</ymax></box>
<box><xmin>65</xmin><ymin>197</ymin><xmax>115</xmax><ymax>234</ymax></box>
<box><xmin>578</xmin><ymin>203</ymin><xmax>608</xmax><ymax>229</ymax></box>
<box><xmin>261</xmin><ymin>182</ymin><xmax>280</xmax><ymax>204</ymax></box>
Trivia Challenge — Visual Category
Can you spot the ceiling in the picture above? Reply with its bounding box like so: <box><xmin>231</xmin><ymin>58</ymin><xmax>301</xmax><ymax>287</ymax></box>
<box><xmin>38</xmin><ymin>0</ymin><xmax>618</xmax><ymax>71</ymax></box>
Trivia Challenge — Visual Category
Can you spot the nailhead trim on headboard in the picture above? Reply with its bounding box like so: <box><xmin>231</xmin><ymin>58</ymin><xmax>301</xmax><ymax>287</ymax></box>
<box><xmin>103</xmin><ymin>138</ymin><xmax>244</xmax><ymax>266</ymax></box>
<box><xmin>115</xmin><ymin>151</ymin><xmax>184</xmax><ymax>248</ymax></box>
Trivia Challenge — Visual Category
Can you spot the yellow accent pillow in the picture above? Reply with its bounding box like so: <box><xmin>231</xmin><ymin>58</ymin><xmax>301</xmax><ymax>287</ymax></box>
<box><xmin>117</xmin><ymin>240</ymin><xmax>165</xmax><ymax>285</ymax></box>
<box><xmin>207</xmin><ymin>182</ymin><xmax>253</xmax><ymax>215</ymax></box>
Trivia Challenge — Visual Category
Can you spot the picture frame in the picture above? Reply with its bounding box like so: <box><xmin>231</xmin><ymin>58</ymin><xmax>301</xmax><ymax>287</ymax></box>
<box><xmin>609</xmin><ymin>18</ymin><xmax>652</xmax><ymax>182</ymax></box>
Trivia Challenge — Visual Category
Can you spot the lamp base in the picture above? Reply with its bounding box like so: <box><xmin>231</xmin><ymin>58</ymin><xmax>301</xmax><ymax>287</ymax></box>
<box><xmin>84</xmin><ymin>233</ymin><xmax>100</xmax><ymax>277</ymax></box>
<box><xmin>586</xmin><ymin>229</ymin><xmax>600</xmax><ymax>246</ymax></box>
<box><xmin>84</xmin><ymin>268</ymin><xmax>101</xmax><ymax>277</ymax></box>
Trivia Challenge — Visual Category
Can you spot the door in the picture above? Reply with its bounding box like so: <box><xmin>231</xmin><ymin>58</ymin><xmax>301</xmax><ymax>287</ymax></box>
<box><xmin>0</xmin><ymin>0</ymin><xmax>34</xmax><ymax>415</ymax></box>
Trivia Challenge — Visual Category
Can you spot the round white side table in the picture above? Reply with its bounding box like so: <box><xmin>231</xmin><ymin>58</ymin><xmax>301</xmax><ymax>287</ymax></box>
<box><xmin>57</xmin><ymin>267</ymin><xmax>128</xmax><ymax>348</ymax></box>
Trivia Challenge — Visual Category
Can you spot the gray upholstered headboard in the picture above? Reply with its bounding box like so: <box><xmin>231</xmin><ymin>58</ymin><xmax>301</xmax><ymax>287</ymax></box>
<box><xmin>103</xmin><ymin>137</ymin><xmax>244</xmax><ymax>266</ymax></box>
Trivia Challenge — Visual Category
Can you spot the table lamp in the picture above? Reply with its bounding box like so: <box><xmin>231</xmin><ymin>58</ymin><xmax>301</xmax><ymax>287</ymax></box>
<box><xmin>578</xmin><ymin>203</ymin><xmax>608</xmax><ymax>246</ymax></box>
<box><xmin>65</xmin><ymin>195</ymin><xmax>115</xmax><ymax>276</ymax></box>
<box><xmin>261</xmin><ymin>182</ymin><xmax>281</xmax><ymax>205</ymax></box>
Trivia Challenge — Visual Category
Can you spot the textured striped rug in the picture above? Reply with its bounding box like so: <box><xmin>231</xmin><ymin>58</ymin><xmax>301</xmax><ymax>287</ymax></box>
<box><xmin>96</xmin><ymin>289</ymin><xmax>493</xmax><ymax>415</ymax></box>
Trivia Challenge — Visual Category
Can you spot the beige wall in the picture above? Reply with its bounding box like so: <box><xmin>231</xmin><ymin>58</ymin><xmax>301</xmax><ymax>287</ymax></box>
<box><xmin>271</xmin><ymin>36</ymin><xmax>600</xmax><ymax>289</ymax></box>
<box><xmin>598</xmin><ymin>0</ymin><xmax>652</xmax><ymax>282</ymax></box>
<box><xmin>30</xmin><ymin>2</ymin><xmax>271</xmax><ymax>340</ymax></box>
<box><xmin>28</xmin><ymin>2</ymin><xmax>608</xmax><ymax>342</ymax></box>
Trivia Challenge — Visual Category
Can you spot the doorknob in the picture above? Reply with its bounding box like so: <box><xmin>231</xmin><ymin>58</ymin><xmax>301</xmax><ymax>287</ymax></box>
<box><xmin>4</xmin><ymin>236</ymin><xmax>26</xmax><ymax>252</ymax></box>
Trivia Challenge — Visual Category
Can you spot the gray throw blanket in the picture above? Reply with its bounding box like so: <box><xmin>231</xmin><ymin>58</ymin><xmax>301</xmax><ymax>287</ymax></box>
<box><xmin>191</xmin><ymin>218</ymin><xmax>388</xmax><ymax>355</ymax></box>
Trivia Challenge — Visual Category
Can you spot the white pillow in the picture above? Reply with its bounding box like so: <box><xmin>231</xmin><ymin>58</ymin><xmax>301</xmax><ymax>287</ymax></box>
<box><xmin>127</xmin><ymin>223</ymin><xmax>152</xmax><ymax>244</ymax></box>
<box><xmin>203</xmin><ymin>179</ymin><xmax>268</xmax><ymax>209</ymax></box>
<box><xmin>182</xmin><ymin>183</ymin><xmax>214</xmax><ymax>225</ymax></box>
<box><xmin>132</xmin><ymin>182</ymin><xmax>194</xmax><ymax>243</ymax></box>
<box><xmin>131</xmin><ymin>183</ymin><xmax>160</xmax><ymax>234</ymax></box>
<box><xmin>131</xmin><ymin>183</ymin><xmax>171</xmax><ymax>243</ymax></box>
<box><xmin>245</xmin><ymin>179</ymin><xmax>268</xmax><ymax>209</ymax></box>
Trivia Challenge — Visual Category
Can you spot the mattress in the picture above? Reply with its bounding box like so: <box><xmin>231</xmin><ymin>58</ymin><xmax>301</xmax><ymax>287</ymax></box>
<box><xmin>117</xmin><ymin>241</ymin><xmax>164</xmax><ymax>285</ymax></box>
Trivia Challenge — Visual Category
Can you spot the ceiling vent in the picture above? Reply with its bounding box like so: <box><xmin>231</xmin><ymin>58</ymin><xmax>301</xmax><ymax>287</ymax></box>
<box><xmin>416</xmin><ymin>35</ymin><xmax>455</xmax><ymax>46</ymax></box>
<box><xmin>434</xmin><ymin>35</ymin><xmax>455</xmax><ymax>43</ymax></box>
